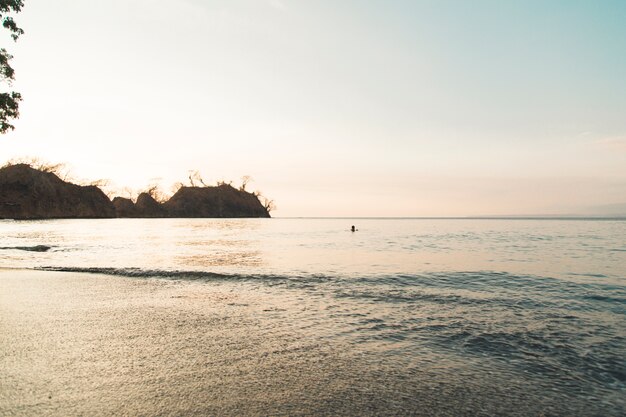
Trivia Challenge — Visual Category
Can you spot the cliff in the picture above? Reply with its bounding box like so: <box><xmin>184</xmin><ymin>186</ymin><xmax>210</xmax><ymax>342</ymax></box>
<box><xmin>0</xmin><ymin>164</ymin><xmax>271</xmax><ymax>219</ymax></box>
<box><xmin>0</xmin><ymin>164</ymin><xmax>116</xmax><ymax>219</ymax></box>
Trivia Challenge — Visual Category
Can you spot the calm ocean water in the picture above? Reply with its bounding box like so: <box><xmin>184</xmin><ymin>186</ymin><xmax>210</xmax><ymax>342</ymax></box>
<box><xmin>1</xmin><ymin>218</ymin><xmax>625</xmax><ymax>415</ymax></box>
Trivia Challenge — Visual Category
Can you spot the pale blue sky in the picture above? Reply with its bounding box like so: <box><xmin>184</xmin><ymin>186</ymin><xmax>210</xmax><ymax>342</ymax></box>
<box><xmin>2</xmin><ymin>0</ymin><xmax>625</xmax><ymax>216</ymax></box>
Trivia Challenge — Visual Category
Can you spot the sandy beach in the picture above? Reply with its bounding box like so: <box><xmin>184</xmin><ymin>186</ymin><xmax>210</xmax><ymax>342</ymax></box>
<box><xmin>1</xmin><ymin>267</ymin><xmax>623</xmax><ymax>417</ymax></box>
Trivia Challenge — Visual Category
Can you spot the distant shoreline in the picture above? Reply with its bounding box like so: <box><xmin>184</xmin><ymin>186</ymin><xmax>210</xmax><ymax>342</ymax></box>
<box><xmin>0</xmin><ymin>164</ymin><xmax>271</xmax><ymax>220</ymax></box>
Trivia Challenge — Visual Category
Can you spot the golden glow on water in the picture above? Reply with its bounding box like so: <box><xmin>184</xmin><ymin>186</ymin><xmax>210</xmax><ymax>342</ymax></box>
<box><xmin>1</xmin><ymin>218</ymin><xmax>624</xmax><ymax>282</ymax></box>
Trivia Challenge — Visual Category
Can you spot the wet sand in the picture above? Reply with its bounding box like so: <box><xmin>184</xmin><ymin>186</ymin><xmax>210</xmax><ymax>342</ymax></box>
<box><xmin>1</xmin><ymin>269</ymin><xmax>619</xmax><ymax>416</ymax></box>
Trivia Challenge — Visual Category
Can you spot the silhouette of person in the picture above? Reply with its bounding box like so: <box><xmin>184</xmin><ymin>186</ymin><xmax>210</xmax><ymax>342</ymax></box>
<box><xmin>351</xmin><ymin>225</ymin><xmax>356</xmax><ymax>232</ymax></box>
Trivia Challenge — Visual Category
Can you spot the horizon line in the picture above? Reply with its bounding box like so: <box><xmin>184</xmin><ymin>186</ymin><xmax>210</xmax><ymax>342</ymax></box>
<box><xmin>274</xmin><ymin>216</ymin><xmax>626</xmax><ymax>220</ymax></box>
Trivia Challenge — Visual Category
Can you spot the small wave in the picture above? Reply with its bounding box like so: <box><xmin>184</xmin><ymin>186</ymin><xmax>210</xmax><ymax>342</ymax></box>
<box><xmin>34</xmin><ymin>266</ymin><xmax>330</xmax><ymax>287</ymax></box>
<box><xmin>37</xmin><ymin>266</ymin><xmax>247</xmax><ymax>280</ymax></box>
<box><xmin>35</xmin><ymin>267</ymin><xmax>626</xmax><ymax>306</ymax></box>
<box><xmin>583</xmin><ymin>294</ymin><xmax>626</xmax><ymax>303</ymax></box>
<box><xmin>446</xmin><ymin>327</ymin><xmax>626</xmax><ymax>386</ymax></box>
<box><xmin>569</xmin><ymin>272</ymin><xmax>608</xmax><ymax>279</ymax></box>
<box><xmin>0</xmin><ymin>245</ymin><xmax>52</xmax><ymax>252</ymax></box>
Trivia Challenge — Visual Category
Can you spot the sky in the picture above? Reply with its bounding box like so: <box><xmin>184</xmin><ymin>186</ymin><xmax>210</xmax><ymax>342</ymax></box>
<box><xmin>1</xmin><ymin>0</ymin><xmax>626</xmax><ymax>217</ymax></box>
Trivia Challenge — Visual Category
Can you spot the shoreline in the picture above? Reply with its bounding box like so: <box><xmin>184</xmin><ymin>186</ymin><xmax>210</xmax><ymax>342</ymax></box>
<box><xmin>1</xmin><ymin>269</ymin><xmax>623</xmax><ymax>416</ymax></box>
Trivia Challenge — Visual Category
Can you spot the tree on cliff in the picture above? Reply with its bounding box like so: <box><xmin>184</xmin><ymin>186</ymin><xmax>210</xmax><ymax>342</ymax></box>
<box><xmin>262</xmin><ymin>197</ymin><xmax>276</xmax><ymax>214</ymax></box>
<box><xmin>0</xmin><ymin>0</ymin><xmax>24</xmax><ymax>134</ymax></box>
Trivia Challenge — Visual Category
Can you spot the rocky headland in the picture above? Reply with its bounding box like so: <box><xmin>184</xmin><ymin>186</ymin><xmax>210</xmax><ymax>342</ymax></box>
<box><xmin>0</xmin><ymin>164</ymin><xmax>271</xmax><ymax>219</ymax></box>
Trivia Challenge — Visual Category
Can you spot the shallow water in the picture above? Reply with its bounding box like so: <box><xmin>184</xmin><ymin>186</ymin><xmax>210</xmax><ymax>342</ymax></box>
<box><xmin>1</xmin><ymin>218</ymin><xmax>625</xmax><ymax>416</ymax></box>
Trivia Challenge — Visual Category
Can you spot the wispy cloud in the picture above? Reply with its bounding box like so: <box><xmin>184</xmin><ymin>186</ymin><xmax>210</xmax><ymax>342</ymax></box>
<box><xmin>592</xmin><ymin>136</ymin><xmax>626</xmax><ymax>151</ymax></box>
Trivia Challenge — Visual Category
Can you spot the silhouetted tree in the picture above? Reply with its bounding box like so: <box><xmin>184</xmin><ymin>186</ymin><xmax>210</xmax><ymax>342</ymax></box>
<box><xmin>87</xmin><ymin>179</ymin><xmax>109</xmax><ymax>188</ymax></box>
<box><xmin>239</xmin><ymin>175</ymin><xmax>252</xmax><ymax>192</ymax></box>
<box><xmin>3</xmin><ymin>156</ymin><xmax>69</xmax><ymax>178</ymax></box>
<box><xmin>188</xmin><ymin>170</ymin><xmax>207</xmax><ymax>187</ymax></box>
<box><xmin>145</xmin><ymin>185</ymin><xmax>160</xmax><ymax>200</ymax></box>
<box><xmin>0</xmin><ymin>1</ymin><xmax>24</xmax><ymax>134</ymax></box>
<box><xmin>171</xmin><ymin>182</ymin><xmax>184</xmax><ymax>194</ymax></box>
<box><xmin>144</xmin><ymin>181</ymin><xmax>170</xmax><ymax>203</ymax></box>
<box><xmin>120</xmin><ymin>186</ymin><xmax>137</xmax><ymax>201</ymax></box>
<box><xmin>262</xmin><ymin>197</ymin><xmax>276</xmax><ymax>213</ymax></box>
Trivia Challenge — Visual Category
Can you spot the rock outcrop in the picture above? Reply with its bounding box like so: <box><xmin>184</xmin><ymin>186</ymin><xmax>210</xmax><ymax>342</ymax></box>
<box><xmin>112</xmin><ymin>197</ymin><xmax>137</xmax><ymax>218</ymax></box>
<box><xmin>134</xmin><ymin>193</ymin><xmax>167</xmax><ymax>218</ymax></box>
<box><xmin>0</xmin><ymin>164</ymin><xmax>271</xmax><ymax>219</ymax></box>
<box><xmin>163</xmin><ymin>185</ymin><xmax>270</xmax><ymax>218</ymax></box>
<box><xmin>0</xmin><ymin>164</ymin><xmax>116</xmax><ymax>219</ymax></box>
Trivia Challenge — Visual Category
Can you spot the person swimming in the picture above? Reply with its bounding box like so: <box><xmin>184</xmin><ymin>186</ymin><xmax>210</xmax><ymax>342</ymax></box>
<box><xmin>351</xmin><ymin>225</ymin><xmax>356</xmax><ymax>232</ymax></box>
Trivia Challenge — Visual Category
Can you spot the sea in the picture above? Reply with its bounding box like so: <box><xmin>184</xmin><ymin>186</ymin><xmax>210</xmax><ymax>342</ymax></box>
<box><xmin>1</xmin><ymin>218</ymin><xmax>625</xmax><ymax>416</ymax></box>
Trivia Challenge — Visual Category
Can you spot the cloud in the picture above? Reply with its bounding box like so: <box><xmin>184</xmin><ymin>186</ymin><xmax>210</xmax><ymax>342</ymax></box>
<box><xmin>591</xmin><ymin>136</ymin><xmax>626</xmax><ymax>152</ymax></box>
